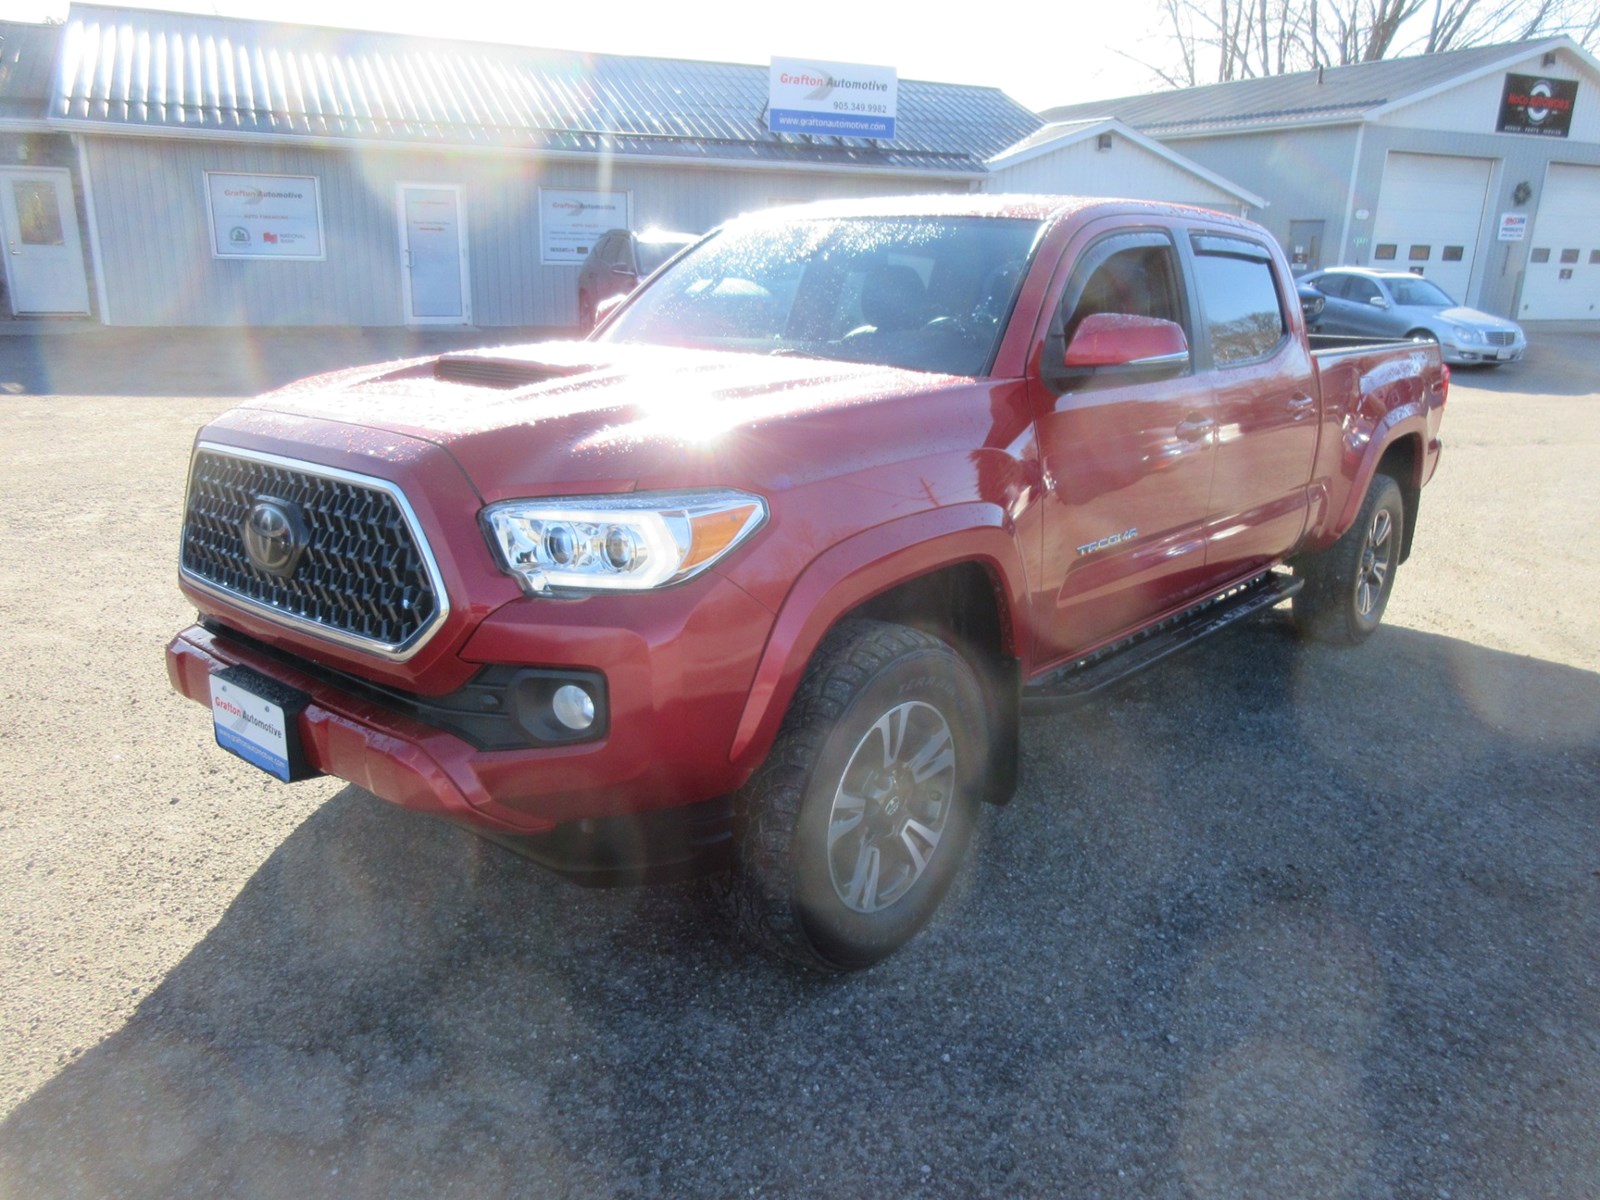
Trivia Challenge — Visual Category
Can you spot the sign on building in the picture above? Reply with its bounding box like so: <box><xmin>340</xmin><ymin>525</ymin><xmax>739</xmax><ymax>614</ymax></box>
<box><xmin>540</xmin><ymin>189</ymin><xmax>631</xmax><ymax>265</ymax></box>
<box><xmin>1496</xmin><ymin>74</ymin><xmax>1578</xmax><ymax>137</ymax></box>
<box><xmin>205</xmin><ymin>173</ymin><xmax>325</xmax><ymax>259</ymax></box>
<box><xmin>769</xmin><ymin>58</ymin><xmax>898</xmax><ymax>140</ymax></box>
<box><xmin>1497</xmin><ymin>213</ymin><xmax>1529</xmax><ymax>241</ymax></box>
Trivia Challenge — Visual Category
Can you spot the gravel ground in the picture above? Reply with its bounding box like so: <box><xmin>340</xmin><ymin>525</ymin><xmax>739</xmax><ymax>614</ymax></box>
<box><xmin>0</xmin><ymin>329</ymin><xmax>1596</xmax><ymax>1199</ymax></box>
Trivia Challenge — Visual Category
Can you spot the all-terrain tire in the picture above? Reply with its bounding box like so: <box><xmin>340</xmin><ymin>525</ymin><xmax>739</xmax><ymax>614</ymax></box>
<box><xmin>724</xmin><ymin>619</ymin><xmax>988</xmax><ymax>972</ymax></box>
<box><xmin>1293</xmin><ymin>472</ymin><xmax>1405</xmax><ymax>645</ymax></box>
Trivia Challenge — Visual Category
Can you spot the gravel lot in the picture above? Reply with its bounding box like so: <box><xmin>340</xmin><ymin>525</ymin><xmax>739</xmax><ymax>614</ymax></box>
<box><xmin>1</xmin><ymin>328</ymin><xmax>1596</xmax><ymax>1198</ymax></box>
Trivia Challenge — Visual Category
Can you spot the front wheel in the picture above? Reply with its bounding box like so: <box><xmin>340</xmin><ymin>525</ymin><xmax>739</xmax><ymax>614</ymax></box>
<box><xmin>725</xmin><ymin>620</ymin><xmax>988</xmax><ymax>972</ymax></box>
<box><xmin>1293</xmin><ymin>473</ymin><xmax>1405</xmax><ymax>645</ymax></box>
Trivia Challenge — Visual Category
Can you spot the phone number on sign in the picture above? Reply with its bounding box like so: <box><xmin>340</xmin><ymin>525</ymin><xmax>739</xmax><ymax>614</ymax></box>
<box><xmin>831</xmin><ymin>101</ymin><xmax>888</xmax><ymax>114</ymax></box>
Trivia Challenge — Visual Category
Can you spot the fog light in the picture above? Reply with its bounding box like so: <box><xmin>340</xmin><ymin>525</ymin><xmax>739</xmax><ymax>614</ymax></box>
<box><xmin>552</xmin><ymin>684</ymin><xmax>596</xmax><ymax>731</ymax></box>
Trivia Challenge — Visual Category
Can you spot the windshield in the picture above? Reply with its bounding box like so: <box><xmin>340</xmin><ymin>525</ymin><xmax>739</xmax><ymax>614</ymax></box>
<box><xmin>1387</xmin><ymin>277</ymin><xmax>1456</xmax><ymax>307</ymax></box>
<box><xmin>599</xmin><ymin>215</ymin><xmax>1042</xmax><ymax>376</ymax></box>
<box><xmin>636</xmin><ymin>238</ymin><xmax>692</xmax><ymax>275</ymax></box>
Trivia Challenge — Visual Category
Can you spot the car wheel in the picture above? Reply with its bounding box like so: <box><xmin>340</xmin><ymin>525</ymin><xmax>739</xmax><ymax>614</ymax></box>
<box><xmin>1293</xmin><ymin>473</ymin><xmax>1404</xmax><ymax>645</ymax></box>
<box><xmin>725</xmin><ymin>619</ymin><xmax>987</xmax><ymax>972</ymax></box>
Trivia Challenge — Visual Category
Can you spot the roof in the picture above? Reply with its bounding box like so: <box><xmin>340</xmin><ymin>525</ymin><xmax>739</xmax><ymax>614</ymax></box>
<box><xmin>0</xmin><ymin>21</ymin><xmax>59</xmax><ymax>122</ymax></box>
<box><xmin>50</xmin><ymin>4</ymin><xmax>1043</xmax><ymax>174</ymax></box>
<box><xmin>985</xmin><ymin>117</ymin><xmax>1267</xmax><ymax>207</ymax></box>
<box><xmin>1040</xmin><ymin>37</ymin><xmax>1591</xmax><ymax>135</ymax></box>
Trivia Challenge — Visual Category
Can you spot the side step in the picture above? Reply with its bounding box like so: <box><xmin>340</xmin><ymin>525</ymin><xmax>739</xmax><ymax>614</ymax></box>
<box><xmin>1021</xmin><ymin>571</ymin><xmax>1302</xmax><ymax>712</ymax></box>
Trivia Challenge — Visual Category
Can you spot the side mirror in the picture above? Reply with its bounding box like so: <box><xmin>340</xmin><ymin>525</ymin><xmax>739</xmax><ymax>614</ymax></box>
<box><xmin>1368</xmin><ymin>295</ymin><xmax>1390</xmax><ymax>309</ymax></box>
<box><xmin>1064</xmin><ymin>313</ymin><xmax>1190</xmax><ymax>369</ymax></box>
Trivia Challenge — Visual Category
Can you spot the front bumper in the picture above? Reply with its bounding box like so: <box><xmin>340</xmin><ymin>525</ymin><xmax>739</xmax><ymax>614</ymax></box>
<box><xmin>168</xmin><ymin>573</ymin><xmax>773</xmax><ymax>835</ymax></box>
<box><xmin>1442</xmin><ymin>341</ymin><xmax>1525</xmax><ymax>365</ymax></box>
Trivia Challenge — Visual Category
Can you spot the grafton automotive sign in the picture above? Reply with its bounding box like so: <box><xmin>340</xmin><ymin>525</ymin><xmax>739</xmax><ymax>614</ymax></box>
<box><xmin>1497</xmin><ymin>73</ymin><xmax>1578</xmax><ymax>137</ymax></box>
<box><xmin>769</xmin><ymin>57</ymin><xmax>898</xmax><ymax>140</ymax></box>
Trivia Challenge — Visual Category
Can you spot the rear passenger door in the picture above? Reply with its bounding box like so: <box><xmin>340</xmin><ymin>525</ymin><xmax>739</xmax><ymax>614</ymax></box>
<box><xmin>1185</xmin><ymin>231</ymin><xmax>1318</xmax><ymax>584</ymax></box>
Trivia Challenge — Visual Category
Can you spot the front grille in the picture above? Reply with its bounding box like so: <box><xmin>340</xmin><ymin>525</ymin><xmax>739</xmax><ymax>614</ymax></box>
<box><xmin>1485</xmin><ymin>331</ymin><xmax>1516</xmax><ymax>346</ymax></box>
<box><xmin>181</xmin><ymin>447</ymin><xmax>445</xmax><ymax>657</ymax></box>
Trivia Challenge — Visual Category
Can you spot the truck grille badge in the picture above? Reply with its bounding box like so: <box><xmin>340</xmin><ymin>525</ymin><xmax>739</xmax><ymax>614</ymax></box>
<box><xmin>242</xmin><ymin>499</ymin><xmax>306</xmax><ymax>578</ymax></box>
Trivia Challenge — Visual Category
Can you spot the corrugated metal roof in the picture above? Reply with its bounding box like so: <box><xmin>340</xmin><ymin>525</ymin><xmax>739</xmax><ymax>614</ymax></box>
<box><xmin>1040</xmin><ymin>38</ymin><xmax>1572</xmax><ymax>134</ymax></box>
<box><xmin>0</xmin><ymin>22</ymin><xmax>59</xmax><ymax>120</ymax></box>
<box><xmin>52</xmin><ymin>4</ymin><xmax>1043</xmax><ymax>173</ymax></box>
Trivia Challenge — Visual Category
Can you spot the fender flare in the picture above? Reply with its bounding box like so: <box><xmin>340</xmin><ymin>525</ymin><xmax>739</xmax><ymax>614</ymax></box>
<box><xmin>1306</xmin><ymin>406</ymin><xmax>1431</xmax><ymax>558</ymax></box>
<box><xmin>726</xmin><ymin>502</ymin><xmax>1028</xmax><ymax>772</ymax></box>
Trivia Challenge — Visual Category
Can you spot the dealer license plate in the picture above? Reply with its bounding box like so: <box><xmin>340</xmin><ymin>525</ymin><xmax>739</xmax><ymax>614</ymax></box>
<box><xmin>210</xmin><ymin>667</ymin><xmax>315</xmax><ymax>782</ymax></box>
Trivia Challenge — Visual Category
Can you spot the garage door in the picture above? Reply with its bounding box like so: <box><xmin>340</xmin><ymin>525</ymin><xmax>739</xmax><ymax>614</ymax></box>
<box><xmin>1520</xmin><ymin>164</ymin><xmax>1600</xmax><ymax>321</ymax></box>
<box><xmin>1370</xmin><ymin>153</ymin><xmax>1492</xmax><ymax>302</ymax></box>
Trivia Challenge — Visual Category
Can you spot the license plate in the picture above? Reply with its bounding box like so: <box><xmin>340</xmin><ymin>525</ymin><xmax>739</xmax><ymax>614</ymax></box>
<box><xmin>210</xmin><ymin>667</ymin><xmax>317</xmax><ymax>782</ymax></box>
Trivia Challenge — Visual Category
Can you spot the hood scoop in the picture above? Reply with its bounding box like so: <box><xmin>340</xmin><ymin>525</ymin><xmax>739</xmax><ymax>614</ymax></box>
<box><xmin>432</xmin><ymin>354</ymin><xmax>591</xmax><ymax>390</ymax></box>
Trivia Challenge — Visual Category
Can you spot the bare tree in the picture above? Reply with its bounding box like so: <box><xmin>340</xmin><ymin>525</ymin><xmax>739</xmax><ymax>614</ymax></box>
<box><xmin>1143</xmin><ymin>0</ymin><xmax>1598</xmax><ymax>84</ymax></box>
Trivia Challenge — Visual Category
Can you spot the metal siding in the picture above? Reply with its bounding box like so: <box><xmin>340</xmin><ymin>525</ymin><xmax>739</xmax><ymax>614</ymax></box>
<box><xmin>1162</xmin><ymin>126</ymin><xmax>1362</xmax><ymax>260</ymax></box>
<box><xmin>985</xmin><ymin>139</ymin><xmax>1247</xmax><ymax>211</ymax></box>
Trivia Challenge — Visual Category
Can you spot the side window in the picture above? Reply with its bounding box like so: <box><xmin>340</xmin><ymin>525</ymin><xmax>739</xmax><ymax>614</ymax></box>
<box><xmin>1058</xmin><ymin>232</ymin><xmax>1185</xmax><ymax>344</ymax></box>
<box><xmin>1313</xmin><ymin>275</ymin><xmax>1346</xmax><ymax>299</ymax></box>
<box><xmin>1190</xmin><ymin>235</ymin><xmax>1287</xmax><ymax>366</ymax></box>
<box><xmin>1345</xmin><ymin>277</ymin><xmax>1380</xmax><ymax>304</ymax></box>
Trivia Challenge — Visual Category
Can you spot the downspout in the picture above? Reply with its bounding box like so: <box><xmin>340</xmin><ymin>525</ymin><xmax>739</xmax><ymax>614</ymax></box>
<box><xmin>73</xmin><ymin>134</ymin><xmax>112</xmax><ymax>325</ymax></box>
<box><xmin>1337</xmin><ymin>122</ymin><xmax>1367</xmax><ymax>266</ymax></box>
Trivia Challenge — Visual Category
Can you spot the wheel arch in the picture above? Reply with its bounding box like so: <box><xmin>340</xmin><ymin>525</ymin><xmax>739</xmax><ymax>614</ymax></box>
<box><xmin>726</xmin><ymin>505</ymin><xmax>1027</xmax><ymax>805</ymax></box>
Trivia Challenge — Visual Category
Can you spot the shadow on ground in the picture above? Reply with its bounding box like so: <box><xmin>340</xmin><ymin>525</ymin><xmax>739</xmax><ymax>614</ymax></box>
<box><xmin>0</xmin><ymin>327</ymin><xmax>566</xmax><ymax>398</ymax></box>
<box><xmin>2</xmin><ymin>622</ymin><xmax>1597</xmax><ymax>1199</ymax></box>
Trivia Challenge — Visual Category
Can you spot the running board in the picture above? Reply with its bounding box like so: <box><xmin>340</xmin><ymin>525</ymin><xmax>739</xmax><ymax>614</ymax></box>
<box><xmin>1021</xmin><ymin>571</ymin><xmax>1302</xmax><ymax>712</ymax></box>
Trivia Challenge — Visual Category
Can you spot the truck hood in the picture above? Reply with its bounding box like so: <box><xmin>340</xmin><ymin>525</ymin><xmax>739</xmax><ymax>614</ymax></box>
<box><xmin>247</xmin><ymin>341</ymin><xmax>975</xmax><ymax>500</ymax></box>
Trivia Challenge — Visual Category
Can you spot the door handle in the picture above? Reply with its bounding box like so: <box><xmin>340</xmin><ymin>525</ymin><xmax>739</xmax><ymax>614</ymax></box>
<box><xmin>1287</xmin><ymin>394</ymin><xmax>1316</xmax><ymax>415</ymax></box>
<box><xmin>1176</xmin><ymin>416</ymin><xmax>1215</xmax><ymax>442</ymax></box>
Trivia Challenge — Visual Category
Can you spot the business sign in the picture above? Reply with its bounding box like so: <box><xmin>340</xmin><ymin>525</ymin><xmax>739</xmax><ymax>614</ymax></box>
<box><xmin>769</xmin><ymin>57</ymin><xmax>897</xmax><ymax>140</ymax></box>
<box><xmin>1497</xmin><ymin>213</ymin><xmax>1529</xmax><ymax>242</ymax></box>
<box><xmin>205</xmin><ymin>172</ymin><xmax>324</xmax><ymax>259</ymax></box>
<box><xmin>540</xmin><ymin>188</ymin><xmax>631</xmax><ymax>265</ymax></box>
<box><xmin>1497</xmin><ymin>73</ymin><xmax>1578</xmax><ymax>137</ymax></box>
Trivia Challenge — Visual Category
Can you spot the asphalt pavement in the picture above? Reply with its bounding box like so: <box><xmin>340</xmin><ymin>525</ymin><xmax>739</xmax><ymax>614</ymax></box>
<box><xmin>0</xmin><ymin>326</ymin><xmax>1595</xmax><ymax>1199</ymax></box>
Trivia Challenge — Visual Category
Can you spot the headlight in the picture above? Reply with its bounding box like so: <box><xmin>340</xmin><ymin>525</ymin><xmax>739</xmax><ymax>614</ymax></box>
<box><xmin>485</xmin><ymin>490</ymin><xmax>767</xmax><ymax>594</ymax></box>
<box><xmin>1451</xmin><ymin>326</ymin><xmax>1482</xmax><ymax>344</ymax></box>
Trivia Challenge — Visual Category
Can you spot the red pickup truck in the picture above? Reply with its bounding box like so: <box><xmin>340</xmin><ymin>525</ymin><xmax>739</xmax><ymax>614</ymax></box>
<box><xmin>167</xmin><ymin>195</ymin><xmax>1446</xmax><ymax>971</ymax></box>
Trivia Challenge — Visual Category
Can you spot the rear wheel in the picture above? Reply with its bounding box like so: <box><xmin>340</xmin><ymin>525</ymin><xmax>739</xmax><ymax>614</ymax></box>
<box><xmin>725</xmin><ymin>620</ymin><xmax>987</xmax><ymax>972</ymax></box>
<box><xmin>1293</xmin><ymin>473</ymin><xmax>1404</xmax><ymax>645</ymax></box>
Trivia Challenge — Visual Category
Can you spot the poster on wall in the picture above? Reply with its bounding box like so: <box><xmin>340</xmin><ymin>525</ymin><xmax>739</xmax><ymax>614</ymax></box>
<box><xmin>540</xmin><ymin>189</ymin><xmax>631</xmax><ymax>265</ymax></box>
<box><xmin>205</xmin><ymin>172</ymin><xmax>325</xmax><ymax>259</ymax></box>
<box><xmin>768</xmin><ymin>57</ymin><xmax>897</xmax><ymax>140</ymax></box>
<box><xmin>1496</xmin><ymin>74</ymin><xmax>1578</xmax><ymax>137</ymax></box>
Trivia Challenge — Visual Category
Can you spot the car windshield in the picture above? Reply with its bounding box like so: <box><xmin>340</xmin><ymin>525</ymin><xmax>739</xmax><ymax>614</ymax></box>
<box><xmin>636</xmin><ymin>237</ymin><xmax>692</xmax><ymax>275</ymax></box>
<box><xmin>599</xmin><ymin>215</ymin><xmax>1043</xmax><ymax>376</ymax></box>
<box><xmin>1387</xmin><ymin>277</ymin><xmax>1456</xmax><ymax>307</ymax></box>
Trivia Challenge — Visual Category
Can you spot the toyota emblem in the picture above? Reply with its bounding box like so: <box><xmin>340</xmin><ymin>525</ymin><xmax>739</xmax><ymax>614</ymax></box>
<box><xmin>242</xmin><ymin>499</ymin><xmax>307</xmax><ymax>578</ymax></box>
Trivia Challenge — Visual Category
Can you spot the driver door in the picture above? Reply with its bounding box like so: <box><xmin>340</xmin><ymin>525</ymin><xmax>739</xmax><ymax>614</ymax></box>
<box><xmin>1032</xmin><ymin>228</ymin><xmax>1218</xmax><ymax>664</ymax></box>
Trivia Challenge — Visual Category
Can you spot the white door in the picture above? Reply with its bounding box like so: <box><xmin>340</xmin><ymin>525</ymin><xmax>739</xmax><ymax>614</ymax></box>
<box><xmin>398</xmin><ymin>185</ymin><xmax>469</xmax><ymax>324</ymax></box>
<box><xmin>1370</xmin><ymin>153</ymin><xmax>1492</xmax><ymax>302</ymax></box>
<box><xmin>1520</xmin><ymin>164</ymin><xmax>1600</xmax><ymax>321</ymax></box>
<box><xmin>0</xmin><ymin>168</ymin><xmax>91</xmax><ymax>315</ymax></box>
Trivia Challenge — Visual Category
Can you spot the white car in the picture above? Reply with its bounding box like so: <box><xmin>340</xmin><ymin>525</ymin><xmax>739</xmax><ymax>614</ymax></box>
<box><xmin>1303</xmin><ymin>267</ymin><xmax>1527</xmax><ymax>366</ymax></box>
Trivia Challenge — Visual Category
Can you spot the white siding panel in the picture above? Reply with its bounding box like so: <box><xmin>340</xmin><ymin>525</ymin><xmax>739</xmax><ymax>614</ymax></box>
<box><xmin>986</xmin><ymin>140</ymin><xmax>1245</xmax><ymax>213</ymax></box>
<box><xmin>1378</xmin><ymin>48</ymin><xmax>1600</xmax><ymax>142</ymax></box>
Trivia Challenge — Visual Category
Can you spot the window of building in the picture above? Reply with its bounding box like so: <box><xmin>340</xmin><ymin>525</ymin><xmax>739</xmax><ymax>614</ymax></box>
<box><xmin>1560</xmin><ymin>248</ymin><xmax>1580</xmax><ymax>264</ymax></box>
<box><xmin>1442</xmin><ymin>246</ymin><xmax>1464</xmax><ymax>262</ymax></box>
<box><xmin>1531</xmin><ymin>248</ymin><xmax>1551</xmax><ymax>263</ymax></box>
<box><xmin>1409</xmin><ymin>245</ymin><xmax>1431</xmax><ymax>261</ymax></box>
<box><xmin>1374</xmin><ymin>244</ymin><xmax>1397</xmax><ymax>261</ymax></box>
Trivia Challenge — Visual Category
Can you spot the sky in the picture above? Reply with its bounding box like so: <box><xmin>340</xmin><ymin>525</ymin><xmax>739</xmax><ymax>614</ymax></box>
<box><xmin>6</xmin><ymin>0</ymin><xmax>1176</xmax><ymax>111</ymax></box>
